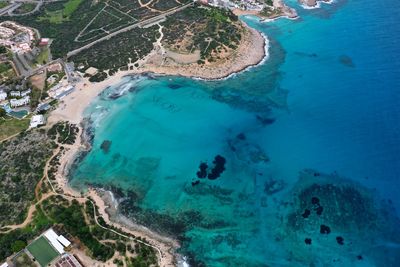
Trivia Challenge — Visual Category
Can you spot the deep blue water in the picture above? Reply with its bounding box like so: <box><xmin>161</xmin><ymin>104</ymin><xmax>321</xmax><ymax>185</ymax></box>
<box><xmin>71</xmin><ymin>0</ymin><xmax>400</xmax><ymax>266</ymax></box>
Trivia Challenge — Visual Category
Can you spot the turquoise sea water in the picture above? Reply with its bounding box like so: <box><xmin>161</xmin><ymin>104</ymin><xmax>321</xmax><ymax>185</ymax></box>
<box><xmin>71</xmin><ymin>0</ymin><xmax>400</xmax><ymax>266</ymax></box>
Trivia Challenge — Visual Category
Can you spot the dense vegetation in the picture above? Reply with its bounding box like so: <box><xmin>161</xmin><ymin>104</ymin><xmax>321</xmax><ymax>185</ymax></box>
<box><xmin>0</xmin><ymin>129</ymin><xmax>55</xmax><ymax>226</ymax></box>
<box><xmin>0</xmin><ymin>0</ymin><xmax>188</xmax><ymax>59</ymax></box>
<box><xmin>162</xmin><ymin>5</ymin><xmax>242</xmax><ymax>62</ymax></box>
<box><xmin>47</xmin><ymin>121</ymin><xmax>78</xmax><ymax>144</ymax></box>
<box><xmin>71</xmin><ymin>25</ymin><xmax>158</xmax><ymax>81</ymax></box>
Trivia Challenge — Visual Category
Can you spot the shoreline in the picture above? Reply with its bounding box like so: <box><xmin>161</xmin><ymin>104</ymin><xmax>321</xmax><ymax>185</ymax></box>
<box><xmin>47</xmin><ymin>18</ymin><xmax>269</xmax><ymax>267</ymax></box>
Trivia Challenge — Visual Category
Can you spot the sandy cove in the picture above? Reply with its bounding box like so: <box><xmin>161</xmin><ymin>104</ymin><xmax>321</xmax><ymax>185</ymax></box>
<box><xmin>47</xmin><ymin>20</ymin><xmax>267</xmax><ymax>267</ymax></box>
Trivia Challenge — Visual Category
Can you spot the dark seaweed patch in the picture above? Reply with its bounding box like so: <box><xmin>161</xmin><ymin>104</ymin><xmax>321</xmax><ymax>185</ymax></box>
<box><xmin>302</xmin><ymin>209</ymin><xmax>311</xmax><ymax>218</ymax></box>
<box><xmin>320</xmin><ymin>224</ymin><xmax>331</xmax><ymax>234</ymax></box>
<box><xmin>256</xmin><ymin>115</ymin><xmax>275</xmax><ymax>126</ymax></box>
<box><xmin>336</xmin><ymin>236</ymin><xmax>344</xmax><ymax>245</ymax></box>
<box><xmin>339</xmin><ymin>55</ymin><xmax>355</xmax><ymax>68</ymax></box>
<box><xmin>196</xmin><ymin>162</ymin><xmax>208</xmax><ymax>178</ymax></box>
<box><xmin>100</xmin><ymin>140</ymin><xmax>112</xmax><ymax>153</ymax></box>
<box><xmin>237</xmin><ymin>133</ymin><xmax>246</xmax><ymax>140</ymax></box>
<box><xmin>168</xmin><ymin>83</ymin><xmax>182</xmax><ymax>90</ymax></box>
<box><xmin>315</xmin><ymin>206</ymin><xmax>323</xmax><ymax>216</ymax></box>
<box><xmin>311</xmin><ymin>197</ymin><xmax>320</xmax><ymax>205</ymax></box>
<box><xmin>305</xmin><ymin>238</ymin><xmax>312</xmax><ymax>245</ymax></box>
<box><xmin>208</xmin><ymin>155</ymin><xmax>226</xmax><ymax>180</ymax></box>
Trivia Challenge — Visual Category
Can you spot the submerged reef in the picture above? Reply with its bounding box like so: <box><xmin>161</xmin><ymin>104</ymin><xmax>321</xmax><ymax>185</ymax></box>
<box><xmin>281</xmin><ymin>169</ymin><xmax>400</xmax><ymax>265</ymax></box>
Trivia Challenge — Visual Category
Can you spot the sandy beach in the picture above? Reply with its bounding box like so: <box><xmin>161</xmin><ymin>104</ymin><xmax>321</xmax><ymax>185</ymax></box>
<box><xmin>47</xmin><ymin>19</ymin><xmax>268</xmax><ymax>267</ymax></box>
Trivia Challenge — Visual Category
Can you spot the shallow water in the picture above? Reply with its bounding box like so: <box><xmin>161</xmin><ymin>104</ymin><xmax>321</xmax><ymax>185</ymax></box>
<box><xmin>71</xmin><ymin>0</ymin><xmax>400</xmax><ymax>265</ymax></box>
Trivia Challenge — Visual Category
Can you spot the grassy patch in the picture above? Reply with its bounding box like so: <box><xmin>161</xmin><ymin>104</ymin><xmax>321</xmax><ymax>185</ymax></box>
<box><xmin>63</xmin><ymin>0</ymin><xmax>83</xmax><ymax>17</ymax></box>
<box><xmin>0</xmin><ymin>117</ymin><xmax>29</xmax><ymax>141</ymax></box>
<box><xmin>36</xmin><ymin>48</ymin><xmax>50</xmax><ymax>65</ymax></box>
<box><xmin>39</xmin><ymin>0</ymin><xmax>83</xmax><ymax>23</ymax></box>
<box><xmin>0</xmin><ymin>1</ymin><xmax>9</xmax><ymax>9</ymax></box>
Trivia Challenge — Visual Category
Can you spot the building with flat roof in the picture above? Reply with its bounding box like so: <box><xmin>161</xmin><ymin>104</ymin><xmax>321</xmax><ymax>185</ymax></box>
<box><xmin>30</xmin><ymin>114</ymin><xmax>45</xmax><ymax>128</ymax></box>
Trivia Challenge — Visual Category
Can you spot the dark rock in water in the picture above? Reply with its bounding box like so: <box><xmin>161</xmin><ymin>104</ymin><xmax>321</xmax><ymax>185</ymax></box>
<box><xmin>208</xmin><ymin>155</ymin><xmax>226</xmax><ymax>180</ymax></box>
<box><xmin>305</xmin><ymin>238</ymin><xmax>312</xmax><ymax>245</ymax></box>
<box><xmin>311</xmin><ymin>197</ymin><xmax>320</xmax><ymax>205</ymax></box>
<box><xmin>100</xmin><ymin>140</ymin><xmax>112</xmax><ymax>153</ymax></box>
<box><xmin>256</xmin><ymin>115</ymin><xmax>275</xmax><ymax>126</ymax></box>
<box><xmin>302</xmin><ymin>209</ymin><xmax>311</xmax><ymax>218</ymax></box>
<box><xmin>128</xmin><ymin>86</ymin><xmax>136</xmax><ymax>92</ymax></box>
<box><xmin>336</xmin><ymin>236</ymin><xmax>344</xmax><ymax>245</ymax></box>
<box><xmin>168</xmin><ymin>83</ymin><xmax>182</xmax><ymax>90</ymax></box>
<box><xmin>196</xmin><ymin>162</ymin><xmax>208</xmax><ymax>178</ymax></box>
<box><xmin>192</xmin><ymin>180</ymin><xmax>200</xmax><ymax>186</ymax></box>
<box><xmin>357</xmin><ymin>255</ymin><xmax>363</xmax><ymax>260</ymax></box>
<box><xmin>320</xmin><ymin>224</ymin><xmax>331</xmax><ymax>234</ymax></box>
<box><xmin>315</xmin><ymin>206</ymin><xmax>323</xmax><ymax>216</ymax></box>
<box><xmin>237</xmin><ymin>133</ymin><xmax>246</xmax><ymax>140</ymax></box>
<box><xmin>339</xmin><ymin>55</ymin><xmax>355</xmax><ymax>68</ymax></box>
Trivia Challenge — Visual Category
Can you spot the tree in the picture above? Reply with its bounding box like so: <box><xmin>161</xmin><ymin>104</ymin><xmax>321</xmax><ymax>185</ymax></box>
<box><xmin>11</xmin><ymin>240</ymin><xmax>26</xmax><ymax>252</ymax></box>
<box><xmin>0</xmin><ymin>107</ymin><xmax>6</xmax><ymax>118</ymax></box>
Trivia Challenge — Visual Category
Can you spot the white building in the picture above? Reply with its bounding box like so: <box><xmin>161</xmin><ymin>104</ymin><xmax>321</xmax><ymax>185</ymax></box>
<box><xmin>0</xmin><ymin>91</ymin><xmax>6</xmax><ymax>101</ymax></box>
<box><xmin>10</xmin><ymin>91</ymin><xmax>20</xmax><ymax>97</ymax></box>
<box><xmin>43</xmin><ymin>229</ymin><xmax>72</xmax><ymax>254</ymax></box>
<box><xmin>9</xmin><ymin>96</ymin><xmax>29</xmax><ymax>107</ymax></box>
<box><xmin>29</xmin><ymin>115</ymin><xmax>45</xmax><ymax>128</ymax></box>
<box><xmin>21</xmin><ymin>89</ymin><xmax>31</xmax><ymax>97</ymax></box>
<box><xmin>44</xmin><ymin>229</ymin><xmax>64</xmax><ymax>254</ymax></box>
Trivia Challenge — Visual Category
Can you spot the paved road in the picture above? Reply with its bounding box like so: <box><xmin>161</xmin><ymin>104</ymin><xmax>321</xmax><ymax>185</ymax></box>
<box><xmin>67</xmin><ymin>2</ymin><xmax>193</xmax><ymax>58</ymax></box>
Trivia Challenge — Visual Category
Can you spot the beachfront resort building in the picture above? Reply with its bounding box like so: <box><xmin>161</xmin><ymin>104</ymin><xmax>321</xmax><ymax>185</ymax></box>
<box><xmin>9</xmin><ymin>96</ymin><xmax>29</xmax><ymax>107</ymax></box>
<box><xmin>30</xmin><ymin>114</ymin><xmax>45</xmax><ymax>128</ymax></box>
